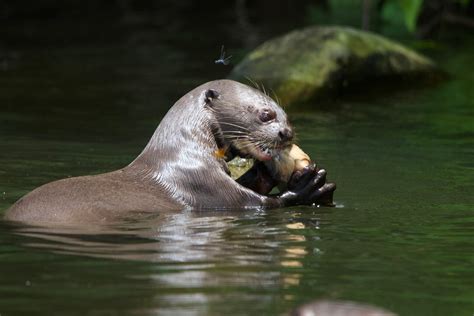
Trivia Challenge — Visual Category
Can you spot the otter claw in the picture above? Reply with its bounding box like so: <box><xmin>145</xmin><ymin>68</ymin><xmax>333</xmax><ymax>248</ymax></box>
<box><xmin>313</xmin><ymin>182</ymin><xmax>336</xmax><ymax>206</ymax></box>
<box><xmin>279</xmin><ymin>166</ymin><xmax>335</xmax><ymax>207</ymax></box>
<box><xmin>312</xmin><ymin>169</ymin><xmax>327</xmax><ymax>188</ymax></box>
<box><xmin>288</xmin><ymin>163</ymin><xmax>317</xmax><ymax>190</ymax></box>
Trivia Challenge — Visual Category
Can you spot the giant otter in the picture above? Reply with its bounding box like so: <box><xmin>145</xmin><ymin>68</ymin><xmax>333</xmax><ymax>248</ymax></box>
<box><xmin>5</xmin><ymin>80</ymin><xmax>335</xmax><ymax>225</ymax></box>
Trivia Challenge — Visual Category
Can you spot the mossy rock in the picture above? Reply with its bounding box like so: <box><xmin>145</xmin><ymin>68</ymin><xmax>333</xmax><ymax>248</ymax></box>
<box><xmin>229</xmin><ymin>26</ymin><xmax>437</xmax><ymax>105</ymax></box>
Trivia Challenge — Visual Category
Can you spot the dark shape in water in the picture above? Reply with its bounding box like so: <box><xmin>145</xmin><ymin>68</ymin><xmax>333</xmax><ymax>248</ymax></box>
<box><xmin>290</xmin><ymin>300</ymin><xmax>396</xmax><ymax>316</ymax></box>
<box><xmin>215</xmin><ymin>45</ymin><xmax>232</xmax><ymax>65</ymax></box>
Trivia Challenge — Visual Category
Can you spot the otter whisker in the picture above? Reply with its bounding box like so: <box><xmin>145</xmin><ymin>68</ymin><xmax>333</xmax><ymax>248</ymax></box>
<box><xmin>257</xmin><ymin>82</ymin><xmax>264</xmax><ymax>95</ymax></box>
<box><xmin>252</xmin><ymin>141</ymin><xmax>270</xmax><ymax>151</ymax></box>
<box><xmin>292</xmin><ymin>131</ymin><xmax>299</xmax><ymax>143</ymax></box>
<box><xmin>222</xmin><ymin>132</ymin><xmax>252</xmax><ymax>137</ymax></box>
<box><xmin>221</xmin><ymin>131</ymin><xmax>249</xmax><ymax>135</ymax></box>
<box><xmin>222</xmin><ymin>134</ymin><xmax>250</xmax><ymax>140</ymax></box>
<box><xmin>220</xmin><ymin>114</ymin><xmax>251</xmax><ymax>125</ymax></box>
<box><xmin>245</xmin><ymin>78</ymin><xmax>271</xmax><ymax>100</ymax></box>
<box><xmin>216</xmin><ymin>115</ymin><xmax>250</xmax><ymax>122</ymax></box>
<box><xmin>245</xmin><ymin>76</ymin><xmax>261</xmax><ymax>91</ymax></box>
<box><xmin>221</xmin><ymin>129</ymin><xmax>249</xmax><ymax>133</ymax></box>
<box><xmin>272</xmin><ymin>139</ymin><xmax>279</xmax><ymax>151</ymax></box>
<box><xmin>220</xmin><ymin>127</ymin><xmax>249</xmax><ymax>133</ymax></box>
<box><xmin>236</xmin><ymin>138</ymin><xmax>252</xmax><ymax>144</ymax></box>
<box><xmin>233</xmin><ymin>140</ymin><xmax>258</xmax><ymax>150</ymax></box>
<box><xmin>261</xmin><ymin>83</ymin><xmax>268</xmax><ymax>97</ymax></box>
<box><xmin>218</xmin><ymin>122</ymin><xmax>251</xmax><ymax>131</ymax></box>
<box><xmin>222</xmin><ymin>135</ymin><xmax>251</xmax><ymax>140</ymax></box>
<box><xmin>270</xmin><ymin>88</ymin><xmax>283</xmax><ymax>108</ymax></box>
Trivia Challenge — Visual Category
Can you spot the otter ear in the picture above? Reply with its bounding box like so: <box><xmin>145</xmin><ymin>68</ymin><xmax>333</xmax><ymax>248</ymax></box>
<box><xmin>205</xmin><ymin>89</ymin><xmax>220</xmax><ymax>105</ymax></box>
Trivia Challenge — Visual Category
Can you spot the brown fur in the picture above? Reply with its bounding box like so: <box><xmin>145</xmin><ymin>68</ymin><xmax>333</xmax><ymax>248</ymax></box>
<box><xmin>5</xmin><ymin>79</ymin><xmax>336</xmax><ymax>226</ymax></box>
<box><xmin>5</xmin><ymin>80</ymin><xmax>292</xmax><ymax>225</ymax></box>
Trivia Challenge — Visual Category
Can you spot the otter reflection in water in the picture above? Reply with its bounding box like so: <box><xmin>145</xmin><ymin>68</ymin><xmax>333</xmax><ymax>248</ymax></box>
<box><xmin>5</xmin><ymin>212</ymin><xmax>395</xmax><ymax>316</ymax></box>
<box><xmin>5</xmin><ymin>80</ymin><xmax>335</xmax><ymax>225</ymax></box>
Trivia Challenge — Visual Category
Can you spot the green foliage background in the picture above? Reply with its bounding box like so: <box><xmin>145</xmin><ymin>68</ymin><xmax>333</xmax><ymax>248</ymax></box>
<box><xmin>309</xmin><ymin>0</ymin><xmax>473</xmax><ymax>36</ymax></box>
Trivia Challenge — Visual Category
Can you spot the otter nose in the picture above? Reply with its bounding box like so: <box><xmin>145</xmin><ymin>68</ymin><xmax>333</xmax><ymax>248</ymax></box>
<box><xmin>278</xmin><ymin>128</ymin><xmax>293</xmax><ymax>142</ymax></box>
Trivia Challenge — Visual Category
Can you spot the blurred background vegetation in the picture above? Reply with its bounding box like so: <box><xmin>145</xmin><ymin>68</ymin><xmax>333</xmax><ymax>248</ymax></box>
<box><xmin>1</xmin><ymin>0</ymin><xmax>473</xmax><ymax>44</ymax></box>
<box><xmin>1</xmin><ymin>0</ymin><xmax>472</xmax><ymax>136</ymax></box>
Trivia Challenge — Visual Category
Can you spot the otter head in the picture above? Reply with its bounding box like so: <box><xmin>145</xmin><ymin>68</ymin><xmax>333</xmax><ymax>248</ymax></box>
<box><xmin>204</xmin><ymin>81</ymin><xmax>293</xmax><ymax>162</ymax></box>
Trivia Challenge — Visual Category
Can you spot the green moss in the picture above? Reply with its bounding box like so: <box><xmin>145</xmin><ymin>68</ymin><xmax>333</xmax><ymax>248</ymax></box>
<box><xmin>229</xmin><ymin>26</ymin><xmax>437</xmax><ymax>105</ymax></box>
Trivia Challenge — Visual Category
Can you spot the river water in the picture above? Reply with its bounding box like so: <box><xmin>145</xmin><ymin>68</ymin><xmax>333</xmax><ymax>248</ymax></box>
<box><xmin>0</xmin><ymin>14</ymin><xmax>473</xmax><ymax>316</ymax></box>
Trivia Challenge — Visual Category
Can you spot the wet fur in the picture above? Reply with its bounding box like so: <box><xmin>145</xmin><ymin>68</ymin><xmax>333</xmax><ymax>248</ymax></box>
<box><xmin>5</xmin><ymin>80</ymin><xmax>292</xmax><ymax>225</ymax></box>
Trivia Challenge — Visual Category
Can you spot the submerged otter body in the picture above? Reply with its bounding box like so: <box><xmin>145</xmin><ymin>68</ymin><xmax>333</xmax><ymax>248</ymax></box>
<box><xmin>5</xmin><ymin>80</ymin><xmax>335</xmax><ymax>225</ymax></box>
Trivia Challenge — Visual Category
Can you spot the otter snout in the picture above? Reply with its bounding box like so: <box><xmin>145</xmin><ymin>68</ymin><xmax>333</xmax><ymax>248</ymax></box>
<box><xmin>278</xmin><ymin>127</ymin><xmax>293</xmax><ymax>143</ymax></box>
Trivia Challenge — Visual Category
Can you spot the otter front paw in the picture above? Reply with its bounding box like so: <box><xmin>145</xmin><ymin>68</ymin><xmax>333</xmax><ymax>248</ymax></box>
<box><xmin>278</xmin><ymin>164</ymin><xmax>336</xmax><ymax>207</ymax></box>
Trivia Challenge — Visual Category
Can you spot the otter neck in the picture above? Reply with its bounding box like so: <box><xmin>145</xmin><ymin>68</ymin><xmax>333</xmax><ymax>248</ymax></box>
<box><xmin>128</xmin><ymin>101</ymin><xmax>222</xmax><ymax>176</ymax></box>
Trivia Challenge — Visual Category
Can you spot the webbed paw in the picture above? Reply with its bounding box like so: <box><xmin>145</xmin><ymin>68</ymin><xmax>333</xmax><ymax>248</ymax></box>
<box><xmin>278</xmin><ymin>164</ymin><xmax>336</xmax><ymax>207</ymax></box>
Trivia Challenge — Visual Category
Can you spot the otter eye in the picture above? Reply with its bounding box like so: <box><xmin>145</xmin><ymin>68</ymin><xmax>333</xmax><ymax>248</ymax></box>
<box><xmin>258</xmin><ymin>109</ymin><xmax>276</xmax><ymax>123</ymax></box>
